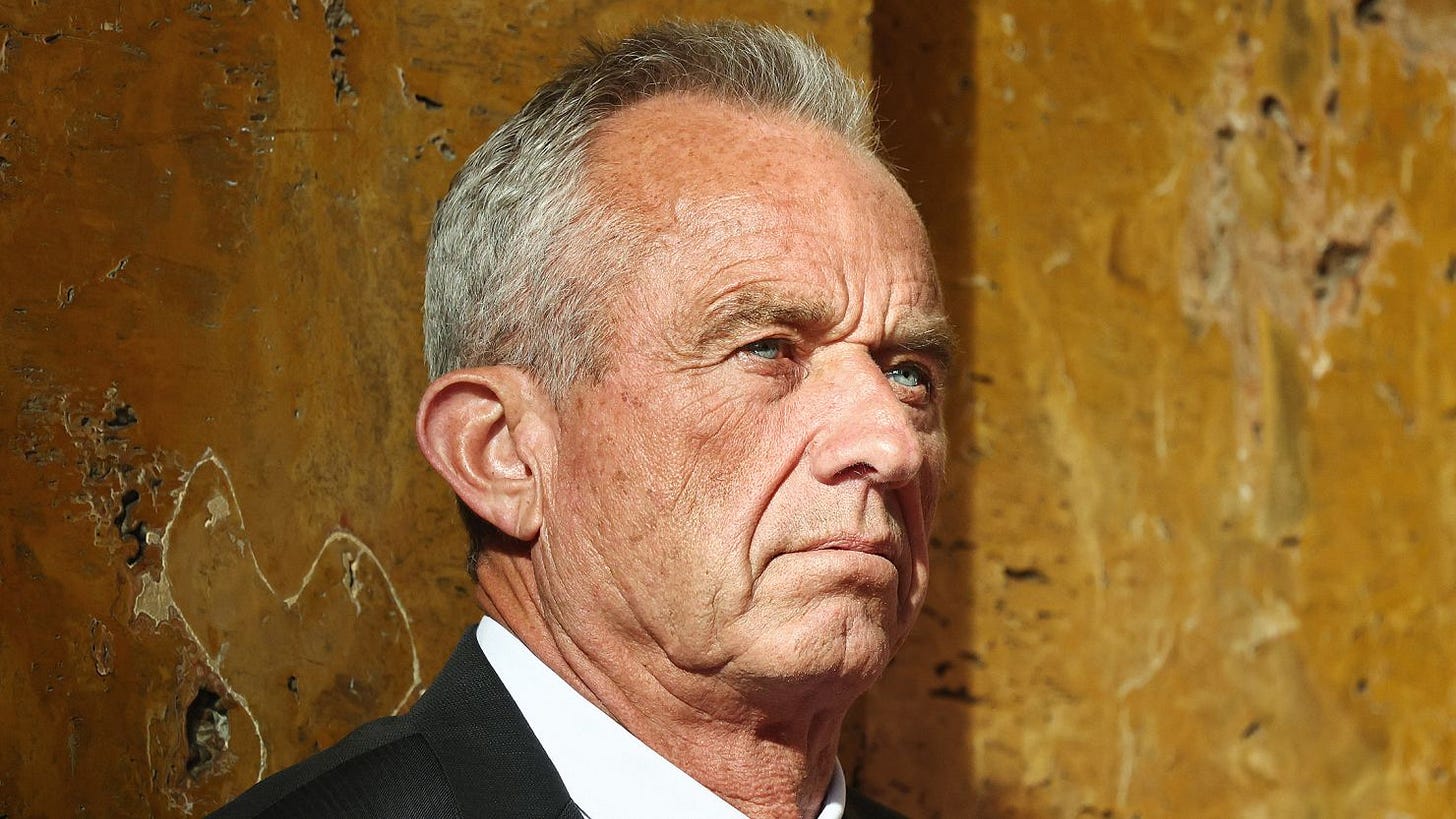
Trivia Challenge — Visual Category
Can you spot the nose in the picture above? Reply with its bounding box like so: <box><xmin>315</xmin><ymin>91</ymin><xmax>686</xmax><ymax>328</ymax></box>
<box><xmin>807</xmin><ymin>353</ymin><xmax>926</xmax><ymax>488</ymax></box>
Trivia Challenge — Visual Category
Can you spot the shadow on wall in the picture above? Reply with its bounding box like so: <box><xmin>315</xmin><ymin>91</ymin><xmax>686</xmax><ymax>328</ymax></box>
<box><xmin>839</xmin><ymin>1</ymin><xmax>984</xmax><ymax>817</ymax></box>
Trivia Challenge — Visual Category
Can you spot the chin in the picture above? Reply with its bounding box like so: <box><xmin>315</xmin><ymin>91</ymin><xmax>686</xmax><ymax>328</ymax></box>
<box><xmin>728</xmin><ymin>596</ymin><xmax>905</xmax><ymax>702</ymax></box>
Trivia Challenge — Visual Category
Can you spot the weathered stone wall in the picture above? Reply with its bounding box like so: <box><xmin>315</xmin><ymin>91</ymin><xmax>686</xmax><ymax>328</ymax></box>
<box><xmin>865</xmin><ymin>0</ymin><xmax>1456</xmax><ymax>816</ymax></box>
<box><xmin>0</xmin><ymin>3</ymin><xmax>869</xmax><ymax>815</ymax></box>
<box><xmin>8</xmin><ymin>1</ymin><xmax>1456</xmax><ymax>817</ymax></box>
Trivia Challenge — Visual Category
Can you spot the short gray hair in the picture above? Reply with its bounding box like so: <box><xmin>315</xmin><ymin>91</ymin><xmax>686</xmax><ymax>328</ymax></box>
<box><xmin>423</xmin><ymin>19</ymin><xmax>878</xmax><ymax>394</ymax></box>
<box><xmin>422</xmin><ymin>20</ymin><xmax>880</xmax><ymax>574</ymax></box>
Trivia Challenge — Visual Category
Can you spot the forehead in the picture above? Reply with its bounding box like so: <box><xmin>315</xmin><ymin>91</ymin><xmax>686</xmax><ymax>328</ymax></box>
<box><xmin>584</xmin><ymin>94</ymin><xmax>942</xmax><ymax>331</ymax></box>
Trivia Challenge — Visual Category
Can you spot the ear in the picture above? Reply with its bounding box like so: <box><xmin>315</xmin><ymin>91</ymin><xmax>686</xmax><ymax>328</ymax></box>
<box><xmin>415</xmin><ymin>367</ymin><xmax>554</xmax><ymax>542</ymax></box>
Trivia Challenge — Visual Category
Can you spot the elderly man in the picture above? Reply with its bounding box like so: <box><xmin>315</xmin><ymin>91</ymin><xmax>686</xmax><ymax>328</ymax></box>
<box><xmin>216</xmin><ymin>19</ymin><xmax>952</xmax><ymax>819</ymax></box>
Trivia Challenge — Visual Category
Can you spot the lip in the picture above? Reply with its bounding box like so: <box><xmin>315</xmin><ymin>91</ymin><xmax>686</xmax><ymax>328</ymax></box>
<box><xmin>803</xmin><ymin>536</ymin><xmax>899</xmax><ymax>562</ymax></box>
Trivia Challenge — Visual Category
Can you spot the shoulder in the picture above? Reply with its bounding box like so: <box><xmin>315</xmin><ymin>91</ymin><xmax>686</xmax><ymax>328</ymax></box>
<box><xmin>845</xmin><ymin>786</ymin><xmax>911</xmax><ymax>819</ymax></box>
<box><xmin>209</xmin><ymin>626</ymin><xmax>573</xmax><ymax>819</ymax></box>
<box><xmin>209</xmin><ymin>715</ymin><xmax>457</xmax><ymax>819</ymax></box>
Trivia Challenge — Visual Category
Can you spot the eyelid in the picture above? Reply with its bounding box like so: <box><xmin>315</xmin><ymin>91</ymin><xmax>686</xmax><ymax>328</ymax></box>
<box><xmin>883</xmin><ymin>357</ymin><xmax>942</xmax><ymax>400</ymax></box>
<box><xmin>735</xmin><ymin>335</ymin><xmax>797</xmax><ymax>362</ymax></box>
<box><xmin>741</xmin><ymin>330</ymin><xmax>797</xmax><ymax>348</ymax></box>
<box><xmin>882</xmin><ymin>350</ymin><xmax>941</xmax><ymax>379</ymax></box>
<box><xmin>732</xmin><ymin>337</ymin><xmax>943</xmax><ymax>397</ymax></box>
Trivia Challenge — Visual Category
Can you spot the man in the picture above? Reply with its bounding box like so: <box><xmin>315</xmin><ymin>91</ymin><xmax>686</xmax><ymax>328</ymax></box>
<box><xmin>216</xmin><ymin>19</ymin><xmax>952</xmax><ymax>819</ymax></box>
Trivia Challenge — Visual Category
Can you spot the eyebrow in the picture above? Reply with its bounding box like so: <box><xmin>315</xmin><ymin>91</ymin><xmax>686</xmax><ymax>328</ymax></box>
<box><xmin>695</xmin><ymin>288</ymin><xmax>837</xmax><ymax>348</ymax></box>
<box><xmin>693</xmin><ymin>286</ymin><xmax>959</xmax><ymax>370</ymax></box>
<box><xmin>892</xmin><ymin>311</ymin><xmax>959</xmax><ymax>371</ymax></box>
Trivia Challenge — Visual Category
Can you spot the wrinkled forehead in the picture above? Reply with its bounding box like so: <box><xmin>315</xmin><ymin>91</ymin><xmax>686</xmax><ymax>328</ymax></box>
<box><xmin>583</xmin><ymin>93</ymin><xmax>941</xmax><ymax>316</ymax></box>
<box><xmin>587</xmin><ymin>93</ymin><xmax>911</xmax><ymax>223</ymax></box>
<box><xmin>589</xmin><ymin>94</ymin><xmax>863</xmax><ymax>190</ymax></box>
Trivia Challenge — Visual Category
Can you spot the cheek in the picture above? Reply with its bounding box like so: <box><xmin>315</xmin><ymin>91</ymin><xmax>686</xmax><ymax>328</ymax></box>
<box><xmin>680</xmin><ymin>390</ymin><xmax>776</xmax><ymax>481</ymax></box>
<box><xmin>549</xmin><ymin>379</ymin><xmax>779</xmax><ymax>556</ymax></box>
<box><xmin>642</xmin><ymin>371</ymin><xmax>790</xmax><ymax>501</ymax></box>
<box><xmin>542</xmin><ymin>379</ymin><xmax>795</xmax><ymax>657</ymax></box>
<box><xmin>924</xmin><ymin>430</ymin><xmax>948</xmax><ymax>502</ymax></box>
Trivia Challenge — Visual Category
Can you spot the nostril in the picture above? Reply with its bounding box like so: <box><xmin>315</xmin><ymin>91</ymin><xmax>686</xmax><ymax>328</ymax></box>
<box><xmin>809</xmin><ymin>381</ymin><xmax>926</xmax><ymax>485</ymax></box>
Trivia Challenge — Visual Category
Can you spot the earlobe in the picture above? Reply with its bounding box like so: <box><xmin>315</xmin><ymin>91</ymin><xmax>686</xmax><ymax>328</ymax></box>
<box><xmin>415</xmin><ymin>368</ymin><xmax>551</xmax><ymax>542</ymax></box>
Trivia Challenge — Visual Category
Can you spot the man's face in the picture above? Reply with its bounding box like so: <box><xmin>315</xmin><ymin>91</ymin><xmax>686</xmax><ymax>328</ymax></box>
<box><xmin>532</xmin><ymin>94</ymin><xmax>950</xmax><ymax>702</ymax></box>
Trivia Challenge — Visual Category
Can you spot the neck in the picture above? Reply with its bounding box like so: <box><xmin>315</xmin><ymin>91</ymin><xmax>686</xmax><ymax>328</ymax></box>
<box><xmin>477</xmin><ymin>555</ymin><xmax>850</xmax><ymax>819</ymax></box>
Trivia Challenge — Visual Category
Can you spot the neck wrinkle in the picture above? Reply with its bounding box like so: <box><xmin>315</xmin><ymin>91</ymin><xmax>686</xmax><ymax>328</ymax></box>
<box><xmin>480</xmin><ymin>562</ymin><xmax>847</xmax><ymax>819</ymax></box>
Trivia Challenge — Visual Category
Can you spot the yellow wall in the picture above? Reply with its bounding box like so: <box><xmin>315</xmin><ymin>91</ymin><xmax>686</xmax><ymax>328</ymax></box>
<box><xmin>864</xmin><ymin>1</ymin><xmax>1456</xmax><ymax>816</ymax></box>
<box><xmin>6</xmin><ymin>0</ymin><xmax>1456</xmax><ymax>816</ymax></box>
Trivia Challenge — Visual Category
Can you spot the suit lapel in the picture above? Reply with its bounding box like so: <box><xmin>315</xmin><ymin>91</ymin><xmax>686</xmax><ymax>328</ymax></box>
<box><xmin>410</xmin><ymin>629</ymin><xmax>578</xmax><ymax>819</ymax></box>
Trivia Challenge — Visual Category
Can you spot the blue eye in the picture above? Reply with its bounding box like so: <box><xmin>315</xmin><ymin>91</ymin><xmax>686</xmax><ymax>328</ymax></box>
<box><xmin>886</xmin><ymin>362</ymin><xmax>930</xmax><ymax>389</ymax></box>
<box><xmin>741</xmin><ymin>339</ymin><xmax>788</xmax><ymax>360</ymax></box>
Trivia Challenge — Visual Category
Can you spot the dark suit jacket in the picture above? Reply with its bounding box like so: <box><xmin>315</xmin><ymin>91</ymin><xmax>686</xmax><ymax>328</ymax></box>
<box><xmin>213</xmin><ymin>628</ymin><xmax>907</xmax><ymax>819</ymax></box>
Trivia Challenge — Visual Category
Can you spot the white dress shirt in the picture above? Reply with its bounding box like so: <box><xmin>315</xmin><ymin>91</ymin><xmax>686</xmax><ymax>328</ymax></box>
<box><xmin>476</xmin><ymin>616</ymin><xmax>847</xmax><ymax>819</ymax></box>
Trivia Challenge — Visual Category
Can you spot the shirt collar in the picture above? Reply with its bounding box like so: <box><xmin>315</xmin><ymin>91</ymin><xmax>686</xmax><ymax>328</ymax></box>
<box><xmin>476</xmin><ymin>616</ymin><xmax>846</xmax><ymax>819</ymax></box>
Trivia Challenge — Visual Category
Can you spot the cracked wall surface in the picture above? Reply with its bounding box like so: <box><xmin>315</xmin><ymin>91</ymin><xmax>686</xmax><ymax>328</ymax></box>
<box><xmin>0</xmin><ymin>2</ymin><xmax>870</xmax><ymax>815</ymax></box>
<box><xmin>8</xmin><ymin>0</ymin><xmax>1456</xmax><ymax>817</ymax></box>
<box><xmin>866</xmin><ymin>0</ymin><xmax>1456</xmax><ymax>816</ymax></box>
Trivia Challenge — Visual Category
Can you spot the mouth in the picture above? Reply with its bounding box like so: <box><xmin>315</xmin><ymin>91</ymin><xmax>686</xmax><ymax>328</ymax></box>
<box><xmin>804</xmin><ymin>536</ymin><xmax>900</xmax><ymax>562</ymax></box>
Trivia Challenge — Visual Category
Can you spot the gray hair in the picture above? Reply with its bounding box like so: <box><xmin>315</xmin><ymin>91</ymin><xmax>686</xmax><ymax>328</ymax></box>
<box><xmin>423</xmin><ymin>19</ymin><xmax>878</xmax><ymax>393</ymax></box>
<box><xmin>422</xmin><ymin>20</ymin><xmax>880</xmax><ymax>574</ymax></box>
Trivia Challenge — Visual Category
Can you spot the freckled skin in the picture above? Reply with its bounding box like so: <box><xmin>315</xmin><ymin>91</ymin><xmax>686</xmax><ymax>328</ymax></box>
<box><xmin>531</xmin><ymin>93</ymin><xmax>949</xmax><ymax>713</ymax></box>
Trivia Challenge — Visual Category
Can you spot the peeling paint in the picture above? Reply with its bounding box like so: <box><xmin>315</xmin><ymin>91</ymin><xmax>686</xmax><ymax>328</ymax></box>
<box><xmin>133</xmin><ymin>573</ymin><xmax>176</xmax><ymax>625</ymax></box>
<box><xmin>320</xmin><ymin>0</ymin><xmax>358</xmax><ymax>103</ymax></box>
<box><xmin>90</xmin><ymin>619</ymin><xmax>115</xmax><ymax>676</ymax></box>
<box><xmin>204</xmin><ymin>492</ymin><xmax>230</xmax><ymax>530</ymax></box>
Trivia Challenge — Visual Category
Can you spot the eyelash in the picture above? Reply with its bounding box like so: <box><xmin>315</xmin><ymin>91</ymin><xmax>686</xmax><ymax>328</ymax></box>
<box><xmin>885</xmin><ymin>361</ymin><xmax>933</xmax><ymax>391</ymax></box>
<box><xmin>734</xmin><ymin>338</ymin><xmax>937</xmax><ymax>400</ymax></box>
<box><xmin>738</xmin><ymin>338</ymin><xmax>792</xmax><ymax>361</ymax></box>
